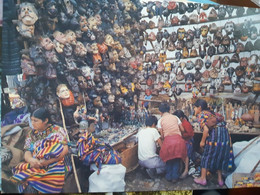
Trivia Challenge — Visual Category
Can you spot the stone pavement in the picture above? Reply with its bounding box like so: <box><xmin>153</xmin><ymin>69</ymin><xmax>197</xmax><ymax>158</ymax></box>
<box><xmin>125</xmin><ymin>166</ymin><xmax>227</xmax><ymax>192</ymax></box>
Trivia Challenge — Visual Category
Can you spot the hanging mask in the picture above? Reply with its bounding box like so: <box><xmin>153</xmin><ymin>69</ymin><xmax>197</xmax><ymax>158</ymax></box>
<box><xmin>227</xmin><ymin>67</ymin><xmax>235</xmax><ymax>78</ymax></box>
<box><xmin>167</xmin><ymin>1</ymin><xmax>178</xmax><ymax>13</ymax></box>
<box><xmin>205</xmin><ymin>59</ymin><xmax>212</xmax><ymax>69</ymax></box>
<box><xmin>201</xmin><ymin>25</ymin><xmax>209</xmax><ymax>37</ymax></box>
<box><xmin>175</xmin><ymin>52</ymin><xmax>182</xmax><ymax>62</ymax></box>
<box><xmin>18</xmin><ymin>2</ymin><xmax>38</xmax><ymax>25</ymax></box>
<box><xmin>236</xmin><ymin>42</ymin><xmax>245</xmax><ymax>53</ymax></box>
<box><xmin>245</xmin><ymin>41</ymin><xmax>254</xmax><ymax>52</ymax></box>
<box><xmin>199</xmin><ymin>12</ymin><xmax>208</xmax><ymax>23</ymax></box>
<box><xmin>190</xmin><ymin>47</ymin><xmax>198</xmax><ymax>57</ymax></box>
<box><xmin>171</xmin><ymin>16</ymin><xmax>179</xmax><ymax>26</ymax></box>
<box><xmin>180</xmin><ymin>46</ymin><xmax>188</xmax><ymax>58</ymax></box>
<box><xmin>222</xmin><ymin>56</ymin><xmax>230</xmax><ymax>67</ymax></box>
<box><xmin>170</xmin><ymin>32</ymin><xmax>178</xmax><ymax>43</ymax></box>
<box><xmin>186</xmin><ymin>60</ymin><xmax>194</xmax><ymax>70</ymax></box>
<box><xmin>207</xmin><ymin>45</ymin><xmax>216</xmax><ymax>57</ymax></box>
<box><xmin>250</xmin><ymin>26</ymin><xmax>258</xmax><ymax>40</ymax></box>
<box><xmin>199</xmin><ymin>45</ymin><xmax>206</xmax><ymax>59</ymax></box>
<box><xmin>185</xmin><ymin>73</ymin><xmax>195</xmax><ymax>84</ymax></box>
<box><xmin>240</xmin><ymin>57</ymin><xmax>248</xmax><ymax>67</ymax></box>
<box><xmin>74</xmin><ymin>41</ymin><xmax>87</xmax><ymax>57</ymax></box>
<box><xmin>180</xmin><ymin>15</ymin><xmax>189</xmax><ymax>25</ymax></box>
<box><xmin>81</xmin><ymin>66</ymin><xmax>94</xmax><ymax>80</ymax></box>
<box><xmin>254</xmin><ymin>39</ymin><xmax>260</xmax><ymax>50</ymax></box>
<box><xmin>177</xmin><ymin>28</ymin><xmax>186</xmax><ymax>40</ymax></box>
<box><xmin>195</xmin><ymin>59</ymin><xmax>203</xmax><ymax>70</ymax></box>
<box><xmin>178</xmin><ymin>3</ymin><xmax>187</xmax><ymax>14</ymax></box>
<box><xmin>189</xmin><ymin>14</ymin><xmax>198</xmax><ymax>24</ymax></box>
<box><xmin>218</xmin><ymin>6</ymin><xmax>226</xmax><ymax>19</ymax></box>
<box><xmin>164</xmin><ymin>62</ymin><xmax>172</xmax><ymax>73</ymax></box>
<box><xmin>224</xmin><ymin>21</ymin><xmax>235</xmax><ymax>35</ymax></box>
<box><xmin>222</xmin><ymin>35</ymin><xmax>230</xmax><ymax>46</ymax></box>
<box><xmin>157</xmin><ymin>17</ymin><xmax>164</xmax><ymax>31</ymax></box>
<box><xmin>21</xmin><ymin>54</ymin><xmax>37</xmax><ymax>76</ymax></box>
<box><xmin>235</xmin><ymin>66</ymin><xmax>245</xmax><ymax>77</ymax></box>
<box><xmin>193</xmin><ymin>27</ymin><xmax>201</xmax><ymax>38</ymax></box>
<box><xmin>187</xmin><ymin>3</ymin><xmax>195</xmax><ymax>13</ymax></box>
<box><xmin>231</xmin><ymin>53</ymin><xmax>240</xmax><ymax>63</ymax></box>
<box><xmin>40</xmin><ymin>36</ymin><xmax>54</xmax><ymax>51</ymax></box>
<box><xmin>29</xmin><ymin>45</ymin><xmax>46</xmax><ymax>66</ymax></box>
<box><xmin>156</xmin><ymin>31</ymin><xmax>163</xmax><ymax>43</ymax></box>
<box><xmin>193</xmin><ymin>38</ymin><xmax>201</xmax><ymax>49</ymax></box>
<box><xmin>208</xmin><ymin>8</ymin><xmax>217</xmax><ymax>21</ymax></box>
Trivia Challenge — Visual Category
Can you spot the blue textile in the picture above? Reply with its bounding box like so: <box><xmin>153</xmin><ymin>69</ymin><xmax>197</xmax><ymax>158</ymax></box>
<box><xmin>165</xmin><ymin>158</ymin><xmax>182</xmax><ymax>181</ymax></box>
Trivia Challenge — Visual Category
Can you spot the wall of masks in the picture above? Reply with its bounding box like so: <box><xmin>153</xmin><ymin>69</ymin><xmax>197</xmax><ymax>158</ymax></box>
<box><xmin>139</xmin><ymin>2</ymin><xmax>260</xmax><ymax>99</ymax></box>
<box><xmin>9</xmin><ymin>0</ymin><xmax>260</xmax><ymax>126</ymax></box>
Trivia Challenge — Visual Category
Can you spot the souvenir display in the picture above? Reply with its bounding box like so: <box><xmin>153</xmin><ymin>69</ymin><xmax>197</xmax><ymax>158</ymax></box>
<box><xmin>3</xmin><ymin>3</ymin><xmax>260</xmax><ymax>191</ymax></box>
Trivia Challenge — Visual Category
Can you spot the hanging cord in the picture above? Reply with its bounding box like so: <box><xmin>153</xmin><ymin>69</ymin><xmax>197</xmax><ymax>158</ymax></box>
<box><xmin>58</xmin><ymin>98</ymin><xmax>82</xmax><ymax>193</ymax></box>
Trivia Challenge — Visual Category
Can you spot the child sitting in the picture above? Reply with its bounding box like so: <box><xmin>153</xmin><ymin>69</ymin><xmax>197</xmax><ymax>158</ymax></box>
<box><xmin>137</xmin><ymin>116</ymin><xmax>166</xmax><ymax>179</ymax></box>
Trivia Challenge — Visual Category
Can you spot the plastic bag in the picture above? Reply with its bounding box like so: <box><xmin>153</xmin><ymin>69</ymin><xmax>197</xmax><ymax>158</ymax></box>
<box><xmin>89</xmin><ymin>164</ymin><xmax>126</xmax><ymax>192</ymax></box>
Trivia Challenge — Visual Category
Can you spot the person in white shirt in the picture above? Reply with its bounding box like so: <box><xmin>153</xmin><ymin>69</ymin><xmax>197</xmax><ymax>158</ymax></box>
<box><xmin>137</xmin><ymin>116</ymin><xmax>166</xmax><ymax>178</ymax></box>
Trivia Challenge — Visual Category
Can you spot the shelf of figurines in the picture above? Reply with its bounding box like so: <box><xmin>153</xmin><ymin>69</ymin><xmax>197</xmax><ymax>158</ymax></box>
<box><xmin>192</xmin><ymin>120</ymin><xmax>260</xmax><ymax>135</ymax></box>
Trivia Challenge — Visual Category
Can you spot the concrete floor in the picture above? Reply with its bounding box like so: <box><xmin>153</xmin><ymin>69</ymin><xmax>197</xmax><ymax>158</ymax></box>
<box><xmin>125</xmin><ymin>165</ymin><xmax>227</xmax><ymax>192</ymax></box>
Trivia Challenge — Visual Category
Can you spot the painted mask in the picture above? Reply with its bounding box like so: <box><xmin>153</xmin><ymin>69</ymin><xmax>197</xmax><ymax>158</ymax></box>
<box><xmin>45</xmin><ymin>49</ymin><xmax>59</xmax><ymax>63</ymax></box>
<box><xmin>65</xmin><ymin>30</ymin><xmax>77</xmax><ymax>45</ymax></box>
<box><xmin>78</xmin><ymin>15</ymin><xmax>88</xmax><ymax>32</ymax></box>
<box><xmin>56</xmin><ymin>84</ymin><xmax>70</xmax><ymax>99</ymax></box>
<box><xmin>74</xmin><ymin>41</ymin><xmax>87</xmax><ymax>57</ymax></box>
<box><xmin>40</xmin><ymin>36</ymin><xmax>54</xmax><ymax>51</ymax></box>
<box><xmin>224</xmin><ymin>21</ymin><xmax>235</xmax><ymax>35</ymax></box>
<box><xmin>88</xmin><ymin>16</ymin><xmax>98</xmax><ymax>31</ymax></box>
<box><xmin>18</xmin><ymin>2</ymin><xmax>38</xmax><ymax>25</ymax></box>
<box><xmin>177</xmin><ymin>28</ymin><xmax>185</xmax><ymax>40</ymax></box>
<box><xmin>201</xmin><ymin>25</ymin><xmax>209</xmax><ymax>37</ymax></box>
<box><xmin>104</xmin><ymin>34</ymin><xmax>115</xmax><ymax>47</ymax></box>
<box><xmin>81</xmin><ymin>66</ymin><xmax>94</xmax><ymax>80</ymax></box>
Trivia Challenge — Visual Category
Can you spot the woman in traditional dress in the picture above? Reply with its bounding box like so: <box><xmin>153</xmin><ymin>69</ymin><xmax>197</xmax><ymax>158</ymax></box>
<box><xmin>11</xmin><ymin>108</ymin><xmax>69</xmax><ymax>193</ymax></box>
<box><xmin>158</xmin><ymin>103</ymin><xmax>187</xmax><ymax>182</ymax></box>
<box><xmin>193</xmin><ymin>99</ymin><xmax>234</xmax><ymax>186</ymax></box>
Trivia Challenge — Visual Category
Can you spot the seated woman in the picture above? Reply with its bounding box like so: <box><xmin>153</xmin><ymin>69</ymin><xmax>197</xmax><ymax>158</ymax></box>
<box><xmin>10</xmin><ymin>108</ymin><xmax>69</xmax><ymax>193</ymax></box>
<box><xmin>77</xmin><ymin>124</ymin><xmax>121</xmax><ymax>174</ymax></box>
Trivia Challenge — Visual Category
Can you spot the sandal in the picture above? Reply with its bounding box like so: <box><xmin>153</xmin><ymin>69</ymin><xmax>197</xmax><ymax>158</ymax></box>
<box><xmin>194</xmin><ymin>178</ymin><xmax>207</xmax><ymax>186</ymax></box>
<box><xmin>218</xmin><ymin>180</ymin><xmax>224</xmax><ymax>187</ymax></box>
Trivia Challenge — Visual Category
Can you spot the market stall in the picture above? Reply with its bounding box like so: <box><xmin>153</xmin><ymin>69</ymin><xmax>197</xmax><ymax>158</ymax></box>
<box><xmin>1</xmin><ymin>0</ymin><xmax>260</xmax><ymax>193</ymax></box>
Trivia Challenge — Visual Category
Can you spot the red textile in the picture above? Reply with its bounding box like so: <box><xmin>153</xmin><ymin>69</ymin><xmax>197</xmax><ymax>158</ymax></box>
<box><xmin>159</xmin><ymin>134</ymin><xmax>187</xmax><ymax>162</ymax></box>
<box><xmin>181</xmin><ymin>119</ymin><xmax>194</xmax><ymax>141</ymax></box>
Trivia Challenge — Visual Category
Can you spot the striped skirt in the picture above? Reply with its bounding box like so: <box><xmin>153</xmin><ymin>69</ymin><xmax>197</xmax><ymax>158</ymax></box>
<box><xmin>201</xmin><ymin>123</ymin><xmax>234</xmax><ymax>172</ymax></box>
<box><xmin>11</xmin><ymin>161</ymin><xmax>65</xmax><ymax>193</ymax></box>
<box><xmin>10</xmin><ymin>135</ymin><xmax>66</xmax><ymax>193</ymax></box>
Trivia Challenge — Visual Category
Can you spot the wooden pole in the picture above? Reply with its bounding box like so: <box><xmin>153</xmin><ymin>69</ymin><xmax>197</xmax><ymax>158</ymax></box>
<box><xmin>58</xmin><ymin>99</ymin><xmax>82</xmax><ymax>193</ymax></box>
<box><xmin>234</xmin><ymin>135</ymin><xmax>260</xmax><ymax>159</ymax></box>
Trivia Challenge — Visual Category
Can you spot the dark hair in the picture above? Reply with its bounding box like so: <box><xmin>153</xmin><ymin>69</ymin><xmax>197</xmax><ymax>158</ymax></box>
<box><xmin>173</xmin><ymin>110</ymin><xmax>189</xmax><ymax>121</ymax></box>
<box><xmin>159</xmin><ymin>102</ymin><xmax>170</xmax><ymax>113</ymax></box>
<box><xmin>32</xmin><ymin>108</ymin><xmax>51</xmax><ymax>123</ymax></box>
<box><xmin>194</xmin><ymin>99</ymin><xmax>209</xmax><ymax>111</ymax></box>
<box><xmin>145</xmin><ymin>115</ymin><xmax>158</xmax><ymax>127</ymax></box>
